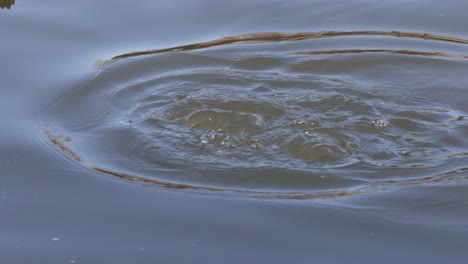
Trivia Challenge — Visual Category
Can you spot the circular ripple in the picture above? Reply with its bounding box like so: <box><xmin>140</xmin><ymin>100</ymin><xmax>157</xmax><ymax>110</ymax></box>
<box><xmin>45</xmin><ymin>31</ymin><xmax>468</xmax><ymax>198</ymax></box>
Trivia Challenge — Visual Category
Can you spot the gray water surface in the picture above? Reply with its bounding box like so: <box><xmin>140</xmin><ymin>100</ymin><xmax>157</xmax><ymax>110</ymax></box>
<box><xmin>1</xmin><ymin>1</ymin><xmax>468</xmax><ymax>263</ymax></box>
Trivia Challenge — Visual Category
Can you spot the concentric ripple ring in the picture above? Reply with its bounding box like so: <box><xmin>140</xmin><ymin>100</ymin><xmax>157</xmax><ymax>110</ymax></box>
<box><xmin>45</xmin><ymin>30</ymin><xmax>468</xmax><ymax>200</ymax></box>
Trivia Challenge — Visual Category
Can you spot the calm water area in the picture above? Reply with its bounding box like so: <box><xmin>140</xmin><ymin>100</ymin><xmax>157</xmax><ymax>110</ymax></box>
<box><xmin>1</xmin><ymin>0</ymin><xmax>468</xmax><ymax>263</ymax></box>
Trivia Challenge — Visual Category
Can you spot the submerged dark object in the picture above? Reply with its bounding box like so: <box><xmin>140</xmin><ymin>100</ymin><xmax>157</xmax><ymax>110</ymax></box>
<box><xmin>0</xmin><ymin>0</ymin><xmax>15</xmax><ymax>9</ymax></box>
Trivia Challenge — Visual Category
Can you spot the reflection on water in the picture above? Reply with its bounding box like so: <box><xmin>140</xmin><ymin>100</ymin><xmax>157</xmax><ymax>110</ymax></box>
<box><xmin>46</xmin><ymin>30</ymin><xmax>468</xmax><ymax>200</ymax></box>
<box><xmin>0</xmin><ymin>0</ymin><xmax>15</xmax><ymax>9</ymax></box>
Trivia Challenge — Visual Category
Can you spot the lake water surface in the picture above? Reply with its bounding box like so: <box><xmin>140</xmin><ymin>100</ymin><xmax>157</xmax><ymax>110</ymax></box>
<box><xmin>1</xmin><ymin>1</ymin><xmax>468</xmax><ymax>263</ymax></box>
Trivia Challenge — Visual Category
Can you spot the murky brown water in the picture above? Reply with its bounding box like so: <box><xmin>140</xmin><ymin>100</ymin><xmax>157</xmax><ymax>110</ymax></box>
<box><xmin>2</xmin><ymin>1</ymin><xmax>468</xmax><ymax>263</ymax></box>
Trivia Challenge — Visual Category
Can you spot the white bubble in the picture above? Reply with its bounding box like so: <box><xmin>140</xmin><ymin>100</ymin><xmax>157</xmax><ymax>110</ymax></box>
<box><xmin>371</xmin><ymin>119</ymin><xmax>389</xmax><ymax>128</ymax></box>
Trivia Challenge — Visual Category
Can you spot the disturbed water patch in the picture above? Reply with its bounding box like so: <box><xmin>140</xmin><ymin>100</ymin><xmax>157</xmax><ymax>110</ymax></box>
<box><xmin>45</xmin><ymin>31</ymin><xmax>468</xmax><ymax>200</ymax></box>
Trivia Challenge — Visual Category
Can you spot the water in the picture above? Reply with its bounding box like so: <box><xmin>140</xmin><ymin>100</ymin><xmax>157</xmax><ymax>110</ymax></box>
<box><xmin>45</xmin><ymin>31</ymin><xmax>468</xmax><ymax>199</ymax></box>
<box><xmin>2</xmin><ymin>1</ymin><xmax>468</xmax><ymax>263</ymax></box>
